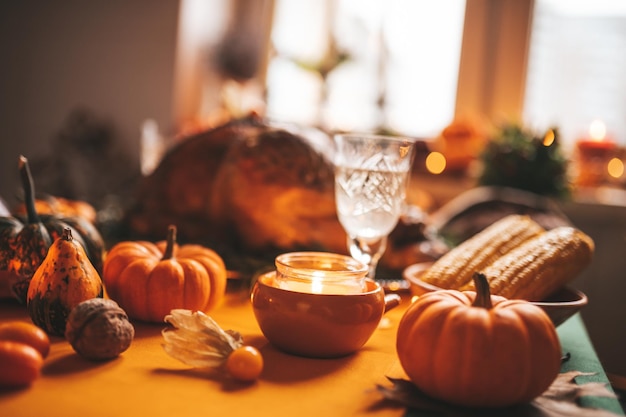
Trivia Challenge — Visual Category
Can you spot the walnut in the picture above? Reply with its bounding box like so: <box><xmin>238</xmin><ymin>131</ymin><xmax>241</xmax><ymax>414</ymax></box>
<box><xmin>65</xmin><ymin>298</ymin><xmax>134</xmax><ymax>361</ymax></box>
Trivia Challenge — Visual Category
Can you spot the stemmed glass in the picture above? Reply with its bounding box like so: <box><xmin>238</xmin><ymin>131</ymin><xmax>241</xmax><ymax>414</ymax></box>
<box><xmin>333</xmin><ymin>133</ymin><xmax>415</xmax><ymax>280</ymax></box>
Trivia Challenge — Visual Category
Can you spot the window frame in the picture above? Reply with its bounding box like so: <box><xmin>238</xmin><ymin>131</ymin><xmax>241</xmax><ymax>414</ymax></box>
<box><xmin>455</xmin><ymin>0</ymin><xmax>534</xmax><ymax>123</ymax></box>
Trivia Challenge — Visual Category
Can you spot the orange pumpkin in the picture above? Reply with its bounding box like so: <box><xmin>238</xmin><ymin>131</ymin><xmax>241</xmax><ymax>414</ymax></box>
<box><xmin>396</xmin><ymin>272</ymin><xmax>561</xmax><ymax>408</ymax></box>
<box><xmin>14</xmin><ymin>195</ymin><xmax>98</xmax><ymax>224</ymax></box>
<box><xmin>102</xmin><ymin>225</ymin><xmax>227</xmax><ymax>323</ymax></box>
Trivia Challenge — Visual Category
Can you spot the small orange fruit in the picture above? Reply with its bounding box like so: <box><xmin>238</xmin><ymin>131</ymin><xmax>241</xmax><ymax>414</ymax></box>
<box><xmin>0</xmin><ymin>341</ymin><xmax>44</xmax><ymax>387</ymax></box>
<box><xmin>225</xmin><ymin>346</ymin><xmax>264</xmax><ymax>382</ymax></box>
<box><xmin>0</xmin><ymin>321</ymin><xmax>51</xmax><ymax>358</ymax></box>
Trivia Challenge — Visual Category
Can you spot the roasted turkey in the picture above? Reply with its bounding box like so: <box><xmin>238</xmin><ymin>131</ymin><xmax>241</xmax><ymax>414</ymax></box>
<box><xmin>125</xmin><ymin>115</ymin><xmax>347</xmax><ymax>263</ymax></box>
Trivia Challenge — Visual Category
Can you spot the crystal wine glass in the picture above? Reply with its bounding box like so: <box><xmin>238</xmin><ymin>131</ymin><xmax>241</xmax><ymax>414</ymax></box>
<box><xmin>333</xmin><ymin>133</ymin><xmax>415</xmax><ymax>279</ymax></box>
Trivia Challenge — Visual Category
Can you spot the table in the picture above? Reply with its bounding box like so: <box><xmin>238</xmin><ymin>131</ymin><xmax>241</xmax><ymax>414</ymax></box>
<box><xmin>0</xmin><ymin>287</ymin><xmax>623</xmax><ymax>417</ymax></box>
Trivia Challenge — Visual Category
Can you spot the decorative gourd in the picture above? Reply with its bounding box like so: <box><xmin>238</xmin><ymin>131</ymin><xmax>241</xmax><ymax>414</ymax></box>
<box><xmin>396</xmin><ymin>272</ymin><xmax>561</xmax><ymax>408</ymax></box>
<box><xmin>0</xmin><ymin>157</ymin><xmax>52</xmax><ymax>303</ymax></box>
<box><xmin>0</xmin><ymin>217</ymin><xmax>25</xmax><ymax>299</ymax></box>
<box><xmin>34</xmin><ymin>213</ymin><xmax>105</xmax><ymax>275</ymax></box>
<box><xmin>0</xmin><ymin>157</ymin><xmax>105</xmax><ymax>302</ymax></box>
<box><xmin>102</xmin><ymin>225</ymin><xmax>227</xmax><ymax>323</ymax></box>
<box><xmin>27</xmin><ymin>228</ymin><xmax>104</xmax><ymax>336</ymax></box>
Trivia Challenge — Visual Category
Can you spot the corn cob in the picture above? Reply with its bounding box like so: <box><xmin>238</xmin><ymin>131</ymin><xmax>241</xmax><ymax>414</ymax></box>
<box><xmin>420</xmin><ymin>214</ymin><xmax>545</xmax><ymax>290</ymax></box>
<box><xmin>467</xmin><ymin>226</ymin><xmax>594</xmax><ymax>301</ymax></box>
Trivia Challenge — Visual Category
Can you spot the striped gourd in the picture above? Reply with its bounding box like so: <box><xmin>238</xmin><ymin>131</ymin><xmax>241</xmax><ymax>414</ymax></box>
<box><xmin>421</xmin><ymin>214</ymin><xmax>545</xmax><ymax>290</ymax></box>
<box><xmin>466</xmin><ymin>226</ymin><xmax>594</xmax><ymax>301</ymax></box>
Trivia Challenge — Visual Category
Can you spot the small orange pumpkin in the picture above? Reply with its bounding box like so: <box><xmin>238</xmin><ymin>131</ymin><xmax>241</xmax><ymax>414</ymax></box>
<box><xmin>103</xmin><ymin>225</ymin><xmax>227</xmax><ymax>323</ymax></box>
<box><xmin>396</xmin><ymin>272</ymin><xmax>561</xmax><ymax>408</ymax></box>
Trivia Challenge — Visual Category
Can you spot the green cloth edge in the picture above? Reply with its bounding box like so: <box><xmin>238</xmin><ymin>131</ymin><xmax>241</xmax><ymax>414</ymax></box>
<box><xmin>558</xmin><ymin>313</ymin><xmax>624</xmax><ymax>415</ymax></box>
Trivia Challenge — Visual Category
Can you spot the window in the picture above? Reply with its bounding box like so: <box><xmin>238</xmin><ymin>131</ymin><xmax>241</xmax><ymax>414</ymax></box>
<box><xmin>266</xmin><ymin>0</ymin><xmax>466</xmax><ymax>138</ymax></box>
<box><xmin>524</xmin><ymin>0</ymin><xmax>626</xmax><ymax>151</ymax></box>
<box><xmin>179</xmin><ymin>0</ymin><xmax>626</xmax><ymax>161</ymax></box>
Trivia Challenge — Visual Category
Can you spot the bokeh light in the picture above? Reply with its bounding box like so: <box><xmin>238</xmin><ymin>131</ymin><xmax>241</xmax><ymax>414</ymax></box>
<box><xmin>425</xmin><ymin>151</ymin><xmax>446</xmax><ymax>174</ymax></box>
<box><xmin>607</xmin><ymin>157</ymin><xmax>624</xmax><ymax>179</ymax></box>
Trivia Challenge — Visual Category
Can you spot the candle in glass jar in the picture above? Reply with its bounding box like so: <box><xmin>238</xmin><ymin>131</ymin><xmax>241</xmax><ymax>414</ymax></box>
<box><xmin>275</xmin><ymin>271</ymin><xmax>365</xmax><ymax>295</ymax></box>
<box><xmin>274</xmin><ymin>252</ymin><xmax>368</xmax><ymax>295</ymax></box>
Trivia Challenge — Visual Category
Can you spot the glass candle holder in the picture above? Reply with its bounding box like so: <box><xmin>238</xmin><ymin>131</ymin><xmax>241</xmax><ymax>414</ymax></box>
<box><xmin>274</xmin><ymin>252</ymin><xmax>368</xmax><ymax>295</ymax></box>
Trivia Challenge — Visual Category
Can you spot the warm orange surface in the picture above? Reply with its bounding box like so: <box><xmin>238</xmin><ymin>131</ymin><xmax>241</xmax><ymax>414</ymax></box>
<box><xmin>0</xmin><ymin>287</ymin><xmax>409</xmax><ymax>417</ymax></box>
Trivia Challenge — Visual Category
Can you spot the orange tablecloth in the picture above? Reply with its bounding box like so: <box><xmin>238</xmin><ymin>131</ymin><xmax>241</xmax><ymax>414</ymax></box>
<box><xmin>2</xmin><ymin>285</ymin><xmax>624</xmax><ymax>417</ymax></box>
<box><xmin>0</xmin><ymin>287</ymin><xmax>408</xmax><ymax>417</ymax></box>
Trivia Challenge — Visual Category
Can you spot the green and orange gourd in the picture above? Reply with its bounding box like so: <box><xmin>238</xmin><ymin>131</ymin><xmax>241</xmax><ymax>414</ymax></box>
<box><xmin>0</xmin><ymin>156</ymin><xmax>105</xmax><ymax>302</ymax></box>
<box><xmin>1</xmin><ymin>157</ymin><xmax>52</xmax><ymax>302</ymax></box>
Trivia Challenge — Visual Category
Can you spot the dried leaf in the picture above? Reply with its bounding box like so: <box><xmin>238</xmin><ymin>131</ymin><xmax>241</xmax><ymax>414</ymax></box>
<box><xmin>375</xmin><ymin>372</ymin><xmax>621</xmax><ymax>417</ymax></box>
<box><xmin>375</xmin><ymin>377</ymin><xmax>468</xmax><ymax>415</ymax></box>
<box><xmin>540</xmin><ymin>371</ymin><xmax>617</xmax><ymax>401</ymax></box>
<box><xmin>531</xmin><ymin>371</ymin><xmax>620</xmax><ymax>417</ymax></box>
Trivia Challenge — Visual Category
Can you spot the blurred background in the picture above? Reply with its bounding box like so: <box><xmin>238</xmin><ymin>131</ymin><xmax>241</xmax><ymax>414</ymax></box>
<box><xmin>1</xmin><ymin>0</ymin><xmax>625</xmax><ymax>390</ymax></box>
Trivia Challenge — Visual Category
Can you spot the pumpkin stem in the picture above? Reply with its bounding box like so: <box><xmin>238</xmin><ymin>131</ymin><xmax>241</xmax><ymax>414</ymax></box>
<box><xmin>471</xmin><ymin>272</ymin><xmax>493</xmax><ymax>309</ymax></box>
<box><xmin>162</xmin><ymin>225</ymin><xmax>177</xmax><ymax>260</ymax></box>
<box><xmin>19</xmin><ymin>155</ymin><xmax>40</xmax><ymax>224</ymax></box>
<box><xmin>62</xmin><ymin>227</ymin><xmax>73</xmax><ymax>241</ymax></box>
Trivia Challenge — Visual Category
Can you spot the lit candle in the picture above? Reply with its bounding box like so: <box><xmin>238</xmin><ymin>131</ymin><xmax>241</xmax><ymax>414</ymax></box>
<box><xmin>575</xmin><ymin>120</ymin><xmax>617</xmax><ymax>187</ymax></box>
<box><xmin>275</xmin><ymin>273</ymin><xmax>365</xmax><ymax>295</ymax></box>
<box><xmin>576</xmin><ymin>120</ymin><xmax>616</xmax><ymax>153</ymax></box>
<box><xmin>274</xmin><ymin>252</ymin><xmax>368</xmax><ymax>295</ymax></box>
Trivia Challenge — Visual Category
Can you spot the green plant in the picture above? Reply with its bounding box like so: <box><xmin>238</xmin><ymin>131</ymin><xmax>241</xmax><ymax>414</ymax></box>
<box><xmin>478</xmin><ymin>124</ymin><xmax>570</xmax><ymax>198</ymax></box>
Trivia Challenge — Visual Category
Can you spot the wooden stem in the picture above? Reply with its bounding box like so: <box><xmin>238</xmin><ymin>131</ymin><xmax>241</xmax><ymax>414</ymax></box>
<box><xmin>19</xmin><ymin>155</ymin><xmax>40</xmax><ymax>224</ymax></box>
<box><xmin>162</xmin><ymin>225</ymin><xmax>177</xmax><ymax>260</ymax></box>
<box><xmin>472</xmin><ymin>272</ymin><xmax>493</xmax><ymax>309</ymax></box>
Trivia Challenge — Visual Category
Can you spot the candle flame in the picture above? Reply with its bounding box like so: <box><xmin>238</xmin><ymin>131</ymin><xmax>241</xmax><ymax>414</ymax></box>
<box><xmin>311</xmin><ymin>271</ymin><xmax>325</xmax><ymax>294</ymax></box>
<box><xmin>589</xmin><ymin>120</ymin><xmax>607</xmax><ymax>141</ymax></box>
